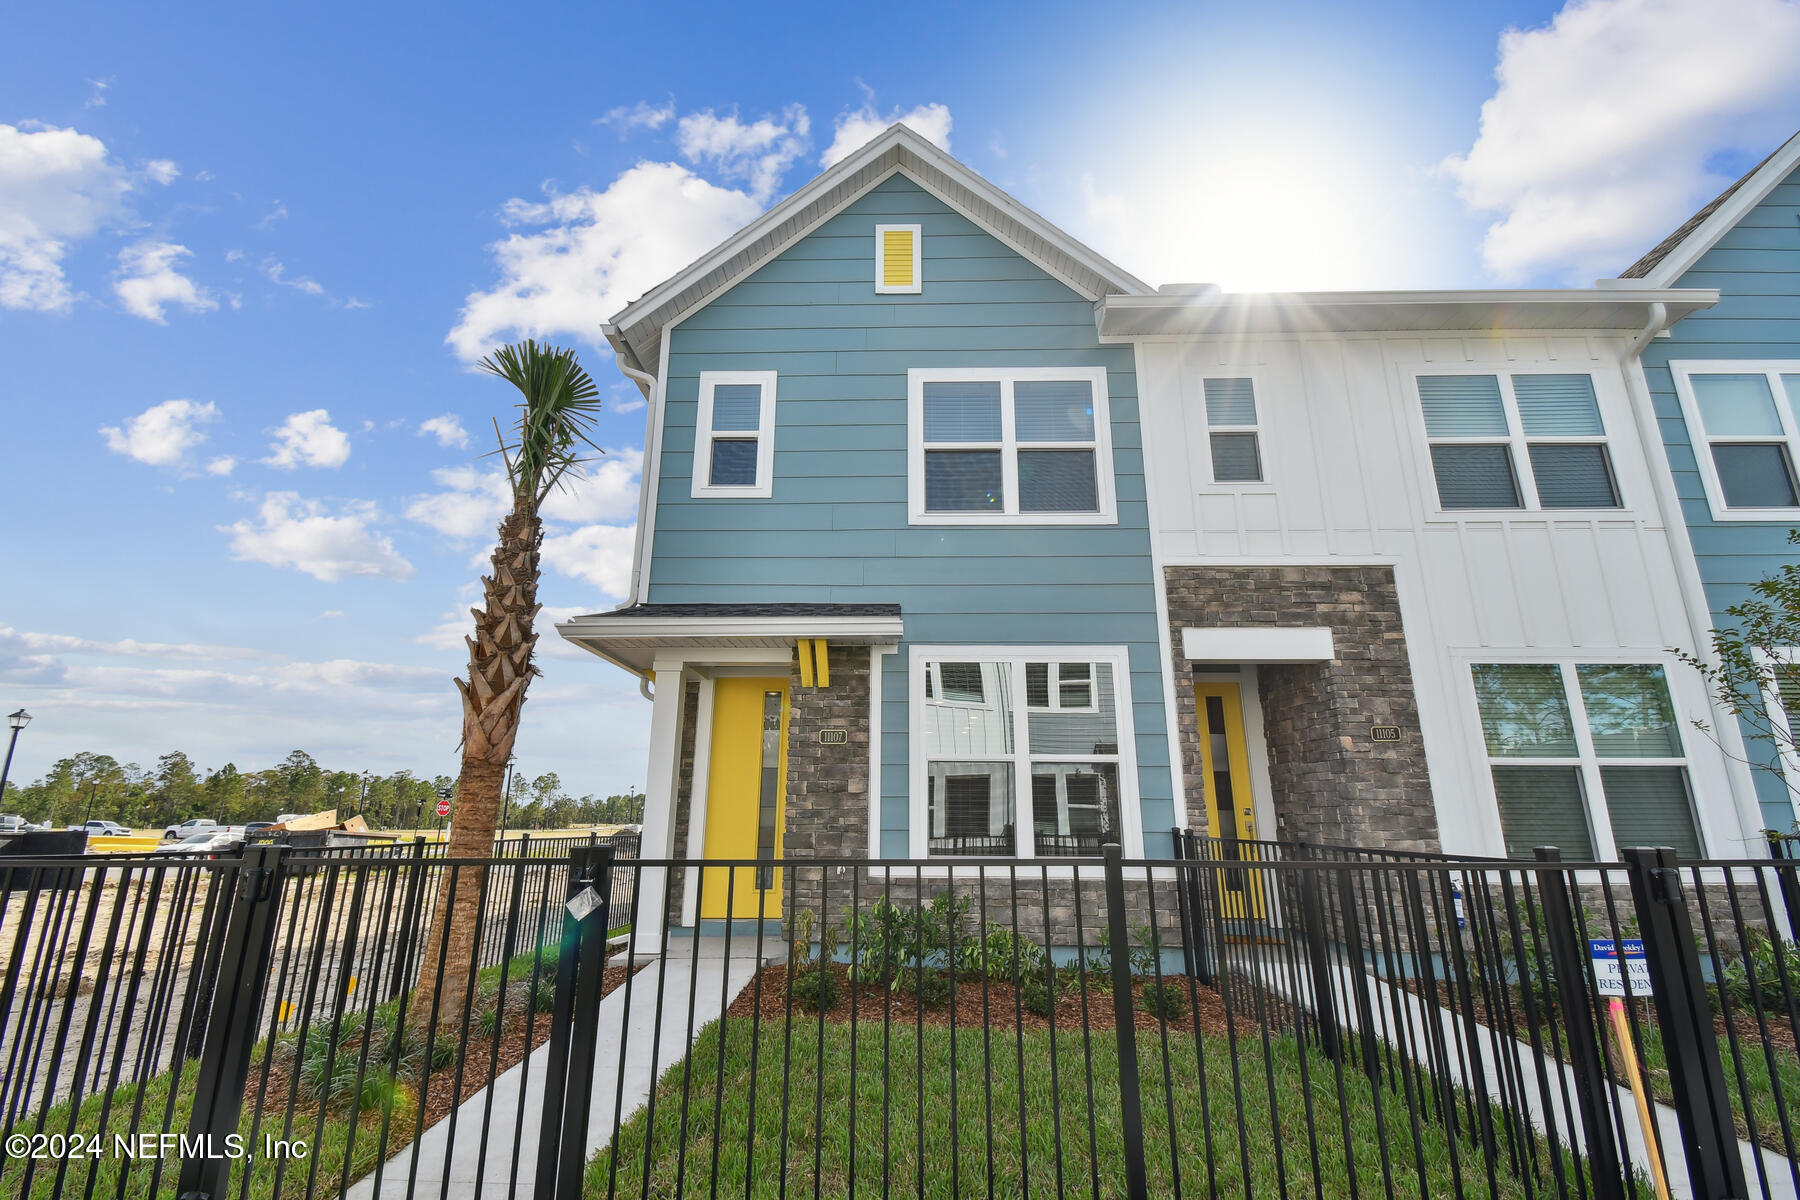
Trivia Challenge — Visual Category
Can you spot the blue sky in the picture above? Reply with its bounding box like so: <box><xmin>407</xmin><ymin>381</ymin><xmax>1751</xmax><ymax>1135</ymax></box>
<box><xmin>3</xmin><ymin>0</ymin><xmax>1798</xmax><ymax>801</ymax></box>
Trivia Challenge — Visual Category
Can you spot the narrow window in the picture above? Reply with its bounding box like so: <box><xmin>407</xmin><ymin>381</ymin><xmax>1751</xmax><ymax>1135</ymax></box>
<box><xmin>874</xmin><ymin>224</ymin><xmax>921</xmax><ymax>294</ymax></box>
<box><xmin>1202</xmin><ymin>377</ymin><xmax>1263</xmax><ymax>483</ymax></box>
<box><xmin>1421</xmin><ymin>376</ymin><xmax>1521</xmax><ymax>509</ymax></box>
<box><xmin>692</xmin><ymin>371</ymin><xmax>777</xmax><ymax>499</ymax></box>
<box><xmin>1688</xmin><ymin>372</ymin><xmax>1800</xmax><ymax>509</ymax></box>
<box><xmin>1513</xmin><ymin>375</ymin><xmax>1620</xmax><ymax>508</ymax></box>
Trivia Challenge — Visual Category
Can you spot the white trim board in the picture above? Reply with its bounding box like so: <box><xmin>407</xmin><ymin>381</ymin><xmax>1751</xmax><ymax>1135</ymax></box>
<box><xmin>1181</xmin><ymin>627</ymin><xmax>1334</xmax><ymax>663</ymax></box>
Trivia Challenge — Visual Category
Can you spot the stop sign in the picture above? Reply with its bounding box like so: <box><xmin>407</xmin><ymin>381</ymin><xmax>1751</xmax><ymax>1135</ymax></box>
<box><xmin>435</xmin><ymin>798</ymin><xmax>451</xmax><ymax>817</ymax></box>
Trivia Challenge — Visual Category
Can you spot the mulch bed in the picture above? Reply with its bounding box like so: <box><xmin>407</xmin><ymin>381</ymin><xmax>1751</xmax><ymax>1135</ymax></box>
<box><xmin>724</xmin><ymin>964</ymin><xmax>1296</xmax><ymax>1040</ymax></box>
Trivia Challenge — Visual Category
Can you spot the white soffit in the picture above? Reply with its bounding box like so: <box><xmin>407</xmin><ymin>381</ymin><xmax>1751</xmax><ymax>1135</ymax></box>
<box><xmin>1181</xmin><ymin>627</ymin><xmax>1335</xmax><ymax>663</ymax></box>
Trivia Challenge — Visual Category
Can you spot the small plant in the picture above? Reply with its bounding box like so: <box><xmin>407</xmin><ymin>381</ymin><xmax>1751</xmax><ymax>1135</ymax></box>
<box><xmin>921</xmin><ymin>892</ymin><xmax>979</xmax><ymax>974</ymax></box>
<box><xmin>908</xmin><ymin>967</ymin><xmax>952</xmax><ymax>1009</ymax></box>
<box><xmin>432</xmin><ymin>1034</ymin><xmax>458</xmax><ymax>1070</ymax></box>
<box><xmin>1139</xmin><ymin>980</ymin><xmax>1188</xmax><ymax>1019</ymax></box>
<box><xmin>531</xmin><ymin>974</ymin><xmax>557</xmax><ymax>1014</ymax></box>
<box><xmin>1721</xmin><ymin>926</ymin><xmax>1800</xmax><ymax>1009</ymax></box>
<box><xmin>1129</xmin><ymin>922</ymin><xmax>1163</xmax><ymax>978</ymax></box>
<box><xmin>981</xmin><ymin>923</ymin><xmax>1048</xmax><ymax>983</ymax></box>
<box><xmin>848</xmin><ymin>896</ymin><xmax>914</xmax><ymax>986</ymax></box>
<box><xmin>475</xmin><ymin>1003</ymin><xmax>501</xmax><ymax>1039</ymax></box>
<box><xmin>793</xmin><ymin>963</ymin><xmax>841</xmax><ymax>1011</ymax></box>
<box><xmin>790</xmin><ymin>908</ymin><xmax>841</xmax><ymax>1012</ymax></box>
<box><xmin>1021</xmin><ymin>975</ymin><xmax>1056</xmax><ymax>1018</ymax></box>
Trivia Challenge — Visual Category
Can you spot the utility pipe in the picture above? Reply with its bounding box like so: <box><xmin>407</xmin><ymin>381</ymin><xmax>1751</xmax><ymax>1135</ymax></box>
<box><xmin>604</xmin><ymin>326</ymin><xmax>660</xmax><ymax>702</ymax></box>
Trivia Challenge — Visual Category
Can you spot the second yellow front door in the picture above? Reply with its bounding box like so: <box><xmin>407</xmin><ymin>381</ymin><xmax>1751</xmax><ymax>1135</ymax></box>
<box><xmin>1194</xmin><ymin>681</ymin><xmax>1265</xmax><ymax>919</ymax></box>
<box><xmin>700</xmin><ymin>677</ymin><xmax>789</xmax><ymax>920</ymax></box>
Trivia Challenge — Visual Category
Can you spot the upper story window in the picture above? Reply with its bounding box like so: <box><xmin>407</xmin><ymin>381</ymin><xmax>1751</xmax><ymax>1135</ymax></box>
<box><xmin>875</xmin><ymin>224</ymin><xmax>921</xmax><ymax>294</ymax></box>
<box><xmin>692</xmin><ymin>371</ymin><xmax>777</xmax><ymax>499</ymax></box>
<box><xmin>1471</xmin><ymin>661</ymin><xmax>1699</xmax><ymax>859</ymax></box>
<box><xmin>1416</xmin><ymin>372</ymin><xmax>1621</xmax><ymax>512</ymax></box>
<box><xmin>907</xmin><ymin>366</ymin><xmax>1117</xmax><ymax>525</ymax></box>
<box><xmin>1201</xmin><ymin>377</ymin><xmax>1264</xmax><ymax>483</ymax></box>
<box><xmin>1669</xmin><ymin>362</ymin><xmax>1800</xmax><ymax>519</ymax></box>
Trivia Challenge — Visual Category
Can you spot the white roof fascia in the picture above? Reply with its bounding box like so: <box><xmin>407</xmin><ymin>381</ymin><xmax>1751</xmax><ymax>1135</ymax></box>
<box><xmin>1640</xmin><ymin>130</ymin><xmax>1800</xmax><ymax>287</ymax></box>
<box><xmin>609</xmin><ymin>125</ymin><xmax>1152</xmax><ymax>356</ymax></box>
<box><xmin>555</xmin><ymin>613</ymin><xmax>907</xmax><ymax>643</ymax></box>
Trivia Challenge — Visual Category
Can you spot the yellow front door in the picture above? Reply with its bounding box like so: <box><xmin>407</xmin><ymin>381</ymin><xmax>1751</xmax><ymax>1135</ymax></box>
<box><xmin>1194</xmin><ymin>681</ymin><xmax>1266</xmax><ymax>919</ymax></box>
<box><xmin>699</xmin><ymin>677</ymin><xmax>789</xmax><ymax>920</ymax></box>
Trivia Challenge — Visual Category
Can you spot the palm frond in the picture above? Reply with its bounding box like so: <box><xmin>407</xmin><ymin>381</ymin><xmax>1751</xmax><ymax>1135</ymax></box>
<box><xmin>477</xmin><ymin>339</ymin><xmax>607</xmax><ymax>508</ymax></box>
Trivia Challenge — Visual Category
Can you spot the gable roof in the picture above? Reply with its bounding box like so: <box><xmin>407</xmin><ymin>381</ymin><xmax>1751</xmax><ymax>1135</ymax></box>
<box><xmin>601</xmin><ymin>124</ymin><xmax>1153</xmax><ymax>373</ymax></box>
<box><xmin>1619</xmin><ymin>129</ymin><xmax>1800</xmax><ymax>284</ymax></box>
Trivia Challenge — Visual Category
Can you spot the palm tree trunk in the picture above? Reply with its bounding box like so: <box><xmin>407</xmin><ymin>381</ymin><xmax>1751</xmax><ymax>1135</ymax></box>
<box><xmin>410</xmin><ymin>506</ymin><xmax>541</xmax><ymax>1025</ymax></box>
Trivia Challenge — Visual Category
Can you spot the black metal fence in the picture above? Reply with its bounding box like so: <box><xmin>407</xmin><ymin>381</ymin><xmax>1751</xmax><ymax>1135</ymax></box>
<box><xmin>2</xmin><ymin>836</ymin><xmax>1798</xmax><ymax>1200</ymax></box>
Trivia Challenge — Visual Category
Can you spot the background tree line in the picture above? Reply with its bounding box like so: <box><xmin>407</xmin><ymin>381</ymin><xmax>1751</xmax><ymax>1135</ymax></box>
<box><xmin>0</xmin><ymin>748</ymin><xmax>645</xmax><ymax>832</ymax></box>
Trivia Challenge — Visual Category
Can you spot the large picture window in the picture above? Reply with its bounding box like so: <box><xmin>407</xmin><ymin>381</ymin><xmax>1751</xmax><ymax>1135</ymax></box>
<box><xmin>907</xmin><ymin>367</ymin><xmax>1117</xmax><ymax>524</ymax></box>
<box><xmin>1471</xmin><ymin>661</ymin><xmax>1700</xmax><ymax>859</ymax></box>
<box><xmin>914</xmin><ymin>648</ymin><xmax>1136</xmax><ymax>857</ymax></box>
<box><xmin>1416</xmin><ymin>372</ymin><xmax>1621</xmax><ymax>512</ymax></box>
<box><xmin>1669</xmin><ymin>362</ymin><xmax>1800</xmax><ymax>519</ymax></box>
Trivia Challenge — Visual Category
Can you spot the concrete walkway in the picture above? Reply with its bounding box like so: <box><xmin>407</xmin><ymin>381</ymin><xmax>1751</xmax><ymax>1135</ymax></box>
<box><xmin>1265</xmin><ymin>954</ymin><xmax>1798</xmax><ymax>1200</ymax></box>
<box><xmin>345</xmin><ymin>935</ymin><xmax>767</xmax><ymax>1200</ymax></box>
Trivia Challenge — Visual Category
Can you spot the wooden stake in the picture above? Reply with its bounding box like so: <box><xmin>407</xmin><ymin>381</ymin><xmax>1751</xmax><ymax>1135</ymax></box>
<box><xmin>1608</xmin><ymin>997</ymin><xmax>1671</xmax><ymax>1200</ymax></box>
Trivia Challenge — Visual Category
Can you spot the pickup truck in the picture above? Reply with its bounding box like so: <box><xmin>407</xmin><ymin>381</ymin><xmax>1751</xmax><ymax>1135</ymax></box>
<box><xmin>162</xmin><ymin>818</ymin><xmax>222</xmax><ymax>842</ymax></box>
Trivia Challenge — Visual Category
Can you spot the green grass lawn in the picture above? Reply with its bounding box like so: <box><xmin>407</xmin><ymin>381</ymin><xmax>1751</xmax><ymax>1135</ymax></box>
<box><xmin>585</xmin><ymin>1016</ymin><xmax>1592</xmax><ymax>1200</ymax></box>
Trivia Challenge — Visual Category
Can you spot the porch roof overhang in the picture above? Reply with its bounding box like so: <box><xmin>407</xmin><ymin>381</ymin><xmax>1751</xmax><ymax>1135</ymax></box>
<box><xmin>1095</xmin><ymin>285</ymin><xmax>1719</xmax><ymax>338</ymax></box>
<box><xmin>555</xmin><ymin>603</ymin><xmax>905</xmax><ymax>674</ymax></box>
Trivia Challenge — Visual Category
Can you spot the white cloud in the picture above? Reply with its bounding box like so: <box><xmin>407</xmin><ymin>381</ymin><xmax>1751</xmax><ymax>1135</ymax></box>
<box><xmin>599</xmin><ymin>99</ymin><xmax>675</xmax><ymax>133</ymax></box>
<box><xmin>405</xmin><ymin>449</ymin><xmax>642</xmax><ymax>540</ymax></box>
<box><xmin>262</xmin><ymin>256</ymin><xmax>325</xmax><ymax>296</ymax></box>
<box><xmin>1442</xmin><ymin>0</ymin><xmax>1800</xmax><ymax>282</ymax></box>
<box><xmin>0</xmin><ymin>121</ymin><xmax>131</xmax><ymax>311</ymax></box>
<box><xmin>419</xmin><ymin>413</ymin><xmax>470</xmax><ymax>449</ymax></box>
<box><xmin>676</xmin><ymin>105</ymin><xmax>810</xmax><ymax>202</ymax></box>
<box><xmin>2</xmin><ymin>626</ymin><xmax>260</xmax><ymax>660</ymax></box>
<box><xmin>317</xmin><ymin>609</ymin><xmax>345</xmax><ymax>619</ymax></box>
<box><xmin>609</xmin><ymin>379</ymin><xmax>647</xmax><ymax>414</ymax></box>
<box><xmin>541</xmin><ymin>523</ymin><xmax>635</xmax><ymax>598</ymax></box>
<box><xmin>446</xmin><ymin>161</ymin><xmax>762</xmax><ymax>361</ymax></box>
<box><xmin>84</xmin><ymin>78</ymin><xmax>111</xmax><ymax>110</ymax></box>
<box><xmin>821</xmin><ymin>101</ymin><xmax>952</xmax><ymax>168</ymax></box>
<box><xmin>100</xmin><ymin>398</ymin><xmax>220</xmax><ymax>468</ymax></box>
<box><xmin>255</xmin><ymin>202</ymin><xmax>288</xmax><ymax>229</ymax></box>
<box><xmin>113</xmin><ymin>240</ymin><xmax>215</xmax><ymax>322</ymax></box>
<box><xmin>221</xmin><ymin>492</ymin><xmax>414</xmax><ymax>581</ymax></box>
<box><xmin>144</xmin><ymin>159</ymin><xmax>179</xmax><ymax>185</ymax></box>
<box><xmin>206</xmin><ymin>455</ymin><xmax>236</xmax><ymax>476</ymax></box>
<box><xmin>263</xmin><ymin>409</ymin><xmax>351</xmax><ymax>469</ymax></box>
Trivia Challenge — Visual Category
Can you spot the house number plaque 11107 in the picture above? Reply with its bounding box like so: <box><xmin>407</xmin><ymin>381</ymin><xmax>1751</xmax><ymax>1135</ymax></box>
<box><xmin>818</xmin><ymin>729</ymin><xmax>848</xmax><ymax>745</ymax></box>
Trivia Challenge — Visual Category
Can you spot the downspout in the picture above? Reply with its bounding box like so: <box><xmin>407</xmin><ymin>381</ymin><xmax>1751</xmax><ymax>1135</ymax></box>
<box><xmin>1619</xmin><ymin>301</ymin><xmax>1766</xmax><ymax>851</ymax></box>
<box><xmin>605</xmin><ymin>324</ymin><xmax>659</xmax><ymax>702</ymax></box>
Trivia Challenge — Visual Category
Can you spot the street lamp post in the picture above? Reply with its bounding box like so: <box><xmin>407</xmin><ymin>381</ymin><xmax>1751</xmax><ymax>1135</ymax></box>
<box><xmin>0</xmin><ymin>709</ymin><xmax>31</xmax><ymax>808</ymax></box>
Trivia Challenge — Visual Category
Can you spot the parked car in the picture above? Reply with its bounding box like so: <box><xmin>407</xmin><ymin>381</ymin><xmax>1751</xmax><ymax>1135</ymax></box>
<box><xmin>244</xmin><ymin>821</ymin><xmax>275</xmax><ymax>837</ymax></box>
<box><xmin>0</xmin><ymin>814</ymin><xmax>30</xmax><ymax>833</ymax></box>
<box><xmin>68</xmin><ymin>819</ymin><xmax>129</xmax><ymax>836</ymax></box>
<box><xmin>154</xmin><ymin>830</ymin><xmax>240</xmax><ymax>856</ymax></box>
<box><xmin>162</xmin><ymin>817</ymin><xmax>221</xmax><ymax>842</ymax></box>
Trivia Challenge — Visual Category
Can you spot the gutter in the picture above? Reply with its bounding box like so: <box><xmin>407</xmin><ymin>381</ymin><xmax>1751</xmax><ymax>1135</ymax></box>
<box><xmin>602</xmin><ymin>323</ymin><xmax>660</xmax><ymax>702</ymax></box>
<box><xmin>1617</xmin><ymin>303</ymin><xmax>1768</xmax><ymax>851</ymax></box>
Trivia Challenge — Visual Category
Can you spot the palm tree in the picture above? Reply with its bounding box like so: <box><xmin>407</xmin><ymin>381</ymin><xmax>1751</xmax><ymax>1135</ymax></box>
<box><xmin>411</xmin><ymin>339</ymin><xmax>602</xmax><ymax>1022</ymax></box>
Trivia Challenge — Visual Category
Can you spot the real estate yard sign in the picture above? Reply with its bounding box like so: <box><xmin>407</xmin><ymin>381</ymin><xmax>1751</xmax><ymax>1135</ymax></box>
<box><xmin>1589</xmin><ymin>938</ymin><xmax>1651</xmax><ymax>997</ymax></box>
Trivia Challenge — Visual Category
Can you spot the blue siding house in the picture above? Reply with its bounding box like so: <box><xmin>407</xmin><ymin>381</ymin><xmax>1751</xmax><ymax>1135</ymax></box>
<box><xmin>558</xmin><ymin>127</ymin><xmax>1181</xmax><ymax>937</ymax></box>
<box><xmin>1624</xmin><ymin>128</ymin><xmax>1800</xmax><ymax>833</ymax></box>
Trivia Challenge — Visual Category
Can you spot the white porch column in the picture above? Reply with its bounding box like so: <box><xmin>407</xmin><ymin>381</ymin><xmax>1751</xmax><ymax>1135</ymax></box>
<box><xmin>633</xmin><ymin>657</ymin><xmax>687</xmax><ymax>957</ymax></box>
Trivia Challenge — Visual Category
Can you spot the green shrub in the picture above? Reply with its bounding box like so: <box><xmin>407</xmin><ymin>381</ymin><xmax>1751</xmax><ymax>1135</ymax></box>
<box><xmin>475</xmin><ymin>1003</ymin><xmax>501</xmax><ymax>1039</ymax></box>
<box><xmin>1722</xmin><ymin>927</ymin><xmax>1800</xmax><ymax>1009</ymax></box>
<box><xmin>848</xmin><ymin>896</ymin><xmax>915</xmax><ymax>985</ymax></box>
<box><xmin>981</xmin><ymin>923</ymin><xmax>1048</xmax><ymax>983</ymax></box>
<box><xmin>792</xmin><ymin>964</ymin><xmax>841</xmax><ymax>1012</ymax></box>
<box><xmin>921</xmin><ymin>892</ymin><xmax>980</xmax><ymax>974</ymax></box>
<box><xmin>531</xmin><ymin>974</ymin><xmax>557</xmax><ymax>1014</ymax></box>
<box><xmin>907</xmin><ymin>967</ymin><xmax>952</xmax><ymax>1009</ymax></box>
<box><xmin>1021</xmin><ymin>975</ymin><xmax>1056</xmax><ymax>1018</ymax></box>
<box><xmin>1139</xmin><ymin>980</ymin><xmax>1188</xmax><ymax>1019</ymax></box>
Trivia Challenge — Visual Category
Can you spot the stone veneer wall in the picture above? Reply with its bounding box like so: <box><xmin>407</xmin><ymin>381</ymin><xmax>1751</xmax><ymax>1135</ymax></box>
<box><xmin>783</xmin><ymin>643</ymin><xmax>872</xmax><ymax>919</ymax></box>
<box><xmin>666</xmin><ymin>680</ymin><xmax>701</xmax><ymax>921</ymax></box>
<box><xmin>1165</xmin><ymin>565</ymin><xmax>1438</xmax><ymax>851</ymax></box>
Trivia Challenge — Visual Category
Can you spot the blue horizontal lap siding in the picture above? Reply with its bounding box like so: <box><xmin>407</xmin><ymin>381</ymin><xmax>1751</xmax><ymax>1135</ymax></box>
<box><xmin>1643</xmin><ymin>166</ymin><xmax>1800</xmax><ymax>830</ymax></box>
<box><xmin>648</xmin><ymin>174</ymin><xmax>1175</xmax><ymax>856</ymax></box>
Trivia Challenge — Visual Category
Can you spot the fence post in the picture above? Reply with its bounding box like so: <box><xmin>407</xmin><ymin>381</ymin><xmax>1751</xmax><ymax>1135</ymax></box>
<box><xmin>1767</xmin><ymin>831</ymin><xmax>1800</xmax><ymax>939</ymax></box>
<box><xmin>1101</xmin><ymin>844</ymin><xmax>1149</xmax><ymax>1200</ymax></box>
<box><xmin>177</xmin><ymin>844</ymin><xmax>284</xmax><ymax>1200</ymax></box>
<box><xmin>535</xmin><ymin>844</ymin><xmax>615</xmax><ymax>1200</ymax></box>
<box><xmin>1532</xmin><ymin>847</ymin><xmax>1626</xmax><ymax>1200</ymax></box>
<box><xmin>1622</xmin><ymin>846</ymin><xmax>1748</xmax><ymax>1200</ymax></box>
<box><xmin>1299</xmin><ymin>865</ymin><xmax>1341</xmax><ymax>1060</ymax></box>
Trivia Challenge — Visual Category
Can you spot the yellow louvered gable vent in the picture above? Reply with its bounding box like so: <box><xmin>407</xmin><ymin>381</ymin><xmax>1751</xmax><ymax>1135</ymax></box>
<box><xmin>875</xmin><ymin>223</ymin><xmax>921</xmax><ymax>294</ymax></box>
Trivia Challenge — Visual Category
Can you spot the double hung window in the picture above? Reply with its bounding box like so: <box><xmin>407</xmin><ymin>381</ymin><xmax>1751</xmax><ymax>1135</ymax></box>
<box><xmin>1472</xmin><ymin>661</ymin><xmax>1700</xmax><ymax>859</ymax></box>
<box><xmin>1669</xmin><ymin>363</ymin><xmax>1800</xmax><ymax>517</ymax></box>
<box><xmin>1201</xmin><ymin>377</ymin><xmax>1264</xmax><ymax>483</ymax></box>
<box><xmin>908</xmin><ymin>368</ymin><xmax>1116</xmax><ymax>523</ymax></box>
<box><xmin>1418</xmin><ymin>372</ymin><xmax>1620</xmax><ymax>511</ymax></box>
<box><xmin>693</xmin><ymin>371</ymin><xmax>777</xmax><ymax>498</ymax></box>
<box><xmin>916</xmin><ymin>650</ymin><xmax>1133</xmax><ymax>858</ymax></box>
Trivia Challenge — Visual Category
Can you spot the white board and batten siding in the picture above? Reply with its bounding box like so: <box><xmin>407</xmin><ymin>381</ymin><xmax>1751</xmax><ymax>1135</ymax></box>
<box><xmin>1134</xmin><ymin>332</ymin><xmax>1756</xmax><ymax>857</ymax></box>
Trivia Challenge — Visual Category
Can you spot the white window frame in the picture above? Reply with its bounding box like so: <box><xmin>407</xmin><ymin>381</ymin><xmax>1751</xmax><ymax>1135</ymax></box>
<box><xmin>691</xmin><ymin>370</ymin><xmax>777</xmax><ymax>499</ymax></box>
<box><xmin>1668</xmin><ymin>361</ymin><xmax>1800</xmax><ymax>521</ymax></box>
<box><xmin>925</xmin><ymin>661</ymin><xmax>990</xmax><ymax>708</ymax></box>
<box><xmin>1407</xmin><ymin>368</ymin><xmax>1622</xmax><ymax>516</ymax></box>
<box><xmin>907</xmin><ymin>366</ymin><xmax>1117</xmax><ymax>525</ymax></box>
<box><xmin>1754</xmin><ymin>647</ymin><xmax>1800</xmax><ymax>815</ymax></box>
<box><xmin>874</xmin><ymin>223</ymin><xmax>922</xmax><ymax>295</ymax></box>
<box><xmin>1026</xmin><ymin>662</ymin><xmax>1099</xmax><ymax>713</ymax></box>
<box><xmin>1196</xmin><ymin>374</ymin><xmax>1269</xmax><ymax>488</ymax></box>
<box><xmin>1466</xmin><ymin>656</ymin><xmax>1700</xmax><ymax>860</ymax></box>
<box><xmin>908</xmin><ymin>644</ymin><xmax>1141</xmax><ymax>859</ymax></box>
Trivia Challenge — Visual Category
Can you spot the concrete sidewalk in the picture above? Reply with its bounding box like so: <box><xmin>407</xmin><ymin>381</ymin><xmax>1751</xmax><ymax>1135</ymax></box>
<box><xmin>345</xmin><ymin>935</ymin><xmax>767</xmax><ymax>1200</ymax></box>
